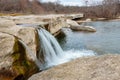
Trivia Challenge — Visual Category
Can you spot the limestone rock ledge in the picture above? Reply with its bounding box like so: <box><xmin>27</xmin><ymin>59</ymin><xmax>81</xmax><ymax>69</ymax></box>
<box><xmin>0</xmin><ymin>32</ymin><xmax>38</xmax><ymax>80</ymax></box>
<box><xmin>29</xmin><ymin>54</ymin><xmax>120</xmax><ymax>80</ymax></box>
<box><xmin>0</xmin><ymin>18</ymin><xmax>39</xmax><ymax>55</ymax></box>
<box><xmin>71</xmin><ymin>25</ymin><xmax>96</xmax><ymax>32</ymax></box>
<box><xmin>66</xmin><ymin>19</ymin><xmax>96</xmax><ymax>32</ymax></box>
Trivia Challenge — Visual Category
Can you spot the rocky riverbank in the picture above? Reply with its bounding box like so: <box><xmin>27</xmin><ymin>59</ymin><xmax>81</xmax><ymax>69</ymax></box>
<box><xmin>1</xmin><ymin>14</ymin><xmax>117</xmax><ymax>80</ymax></box>
<box><xmin>0</xmin><ymin>14</ymin><xmax>88</xmax><ymax>80</ymax></box>
<box><xmin>29</xmin><ymin>54</ymin><xmax>120</xmax><ymax>80</ymax></box>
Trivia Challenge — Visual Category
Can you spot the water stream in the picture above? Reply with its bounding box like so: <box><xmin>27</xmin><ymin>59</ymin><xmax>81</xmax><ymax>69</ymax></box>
<box><xmin>17</xmin><ymin>20</ymin><xmax>120</xmax><ymax>72</ymax></box>
<box><xmin>37</xmin><ymin>28</ymin><xmax>95</xmax><ymax>70</ymax></box>
<box><xmin>18</xmin><ymin>23</ymin><xmax>95</xmax><ymax>70</ymax></box>
<box><xmin>58</xmin><ymin>20</ymin><xmax>120</xmax><ymax>55</ymax></box>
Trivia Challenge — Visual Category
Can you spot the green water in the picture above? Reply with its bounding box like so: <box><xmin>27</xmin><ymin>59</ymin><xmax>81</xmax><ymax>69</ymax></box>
<box><xmin>58</xmin><ymin>20</ymin><xmax>120</xmax><ymax>55</ymax></box>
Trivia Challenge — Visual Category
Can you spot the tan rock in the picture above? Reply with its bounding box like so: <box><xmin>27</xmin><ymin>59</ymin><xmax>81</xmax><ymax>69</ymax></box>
<box><xmin>0</xmin><ymin>18</ymin><xmax>16</xmax><ymax>28</ymax></box>
<box><xmin>66</xmin><ymin>19</ymin><xmax>79</xmax><ymax>26</ymax></box>
<box><xmin>0</xmin><ymin>32</ymin><xmax>15</xmax><ymax>60</ymax></box>
<box><xmin>86</xmin><ymin>18</ymin><xmax>92</xmax><ymax>21</ymax></box>
<box><xmin>0</xmin><ymin>18</ymin><xmax>39</xmax><ymax>55</ymax></box>
<box><xmin>12</xmin><ymin>15</ymin><xmax>69</xmax><ymax>36</ymax></box>
<box><xmin>76</xmin><ymin>19</ymin><xmax>92</xmax><ymax>24</ymax></box>
<box><xmin>71</xmin><ymin>25</ymin><xmax>96</xmax><ymax>32</ymax></box>
<box><xmin>96</xmin><ymin>18</ymin><xmax>107</xmax><ymax>21</ymax></box>
<box><xmin>0</xmin><ymin>32</ymin><xmax>38</xmax><ymax>80</ymax></box>
<box><xmin>48</xmin><ymin>18</ymin><xmax>69</xmax><ymax>35</ymax></box>
<box><xmin>29</xmin><ymin>54</ymin><xmax>120</xmax><ymax>80</ymax></box>
<box><xmin>16</xmin><ymin>27</ymin><xmax>39</xmax><ymax>54</ymax></box>
<box><xmin>0</xmin><ymin>15</ymin><xmax>47</xmax><ymax>27</ymax></box>
<box><xmin>13</xmin><ymin>17</ymin><xmax>43</xmax><ymax>24</ymax></box>
<box><xmin>65</xmin><ymin>14</ymin><xmax>84</xmax><ymax>19</ymax></box>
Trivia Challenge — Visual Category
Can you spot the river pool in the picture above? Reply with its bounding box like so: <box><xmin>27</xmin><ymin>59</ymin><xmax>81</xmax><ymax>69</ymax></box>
<box><xmin>58</xmin><ymin>20</ymin><xmax>120</xmax><ymax>55</ymax></box>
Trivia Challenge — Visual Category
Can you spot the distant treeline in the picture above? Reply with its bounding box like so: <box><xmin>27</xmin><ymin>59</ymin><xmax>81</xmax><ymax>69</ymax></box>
<box><xmin>0</xmin><ymin>0</ymin><xmax>120</xmax><ymax>18</ymax></box>
<box><xmin>0</xmin><ymin>0</ymin><xmax>43</xmax><ymax>14</ymax></box>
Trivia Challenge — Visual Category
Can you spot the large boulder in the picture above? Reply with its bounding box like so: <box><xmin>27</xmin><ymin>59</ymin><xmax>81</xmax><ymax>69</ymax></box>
<box><xmin>29</xmin><ymin>54</ymin><xmax>120</xmax><ymax>80</ymax></box>
<box><xmin>71</xmin><ymin>25</ymin><xmax>96</xmax><ymax>32</ymax></box>
<box><xmin>0</xmin><ymin>18</ymin><xmax>39</xmax><ymax>55</ymax></box>
<box><xmin>48</xmin><ymin>18</ymin><xmax>69</xmax><ymax>35</ymax></box>
<box><xmin>0</xmin><ymin>32</ymin><xmax>38</xmax><ymax>80</ymax></box>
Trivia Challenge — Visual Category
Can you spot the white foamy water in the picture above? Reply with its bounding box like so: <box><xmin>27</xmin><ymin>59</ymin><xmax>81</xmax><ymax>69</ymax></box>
<box><xmin>44</xmin><ymin>49</ymin><xmax>95</xmax><ymax>69</ymax></box>
<box><xmin>37</xmin><ymin>28</ymin><xmax>95</xmax><ymax>70</ymax></box>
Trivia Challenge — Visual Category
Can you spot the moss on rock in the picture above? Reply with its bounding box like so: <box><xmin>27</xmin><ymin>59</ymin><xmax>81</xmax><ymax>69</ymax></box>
<box><xmin>0</xmin><ymin>32</ymin><xmax>39</xmax><ymax>80</ymax></box>
<box><xmin>12</xmin><ymin>39</ymin><xmax>39</xmax><ymax>80</ymax></box>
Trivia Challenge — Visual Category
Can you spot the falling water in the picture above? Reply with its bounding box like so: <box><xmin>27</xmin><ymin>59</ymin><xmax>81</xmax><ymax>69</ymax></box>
<box><xmin>37</xmin><ymin>28</ymin><xmax>96</xmax><ymax>70</ymax></box>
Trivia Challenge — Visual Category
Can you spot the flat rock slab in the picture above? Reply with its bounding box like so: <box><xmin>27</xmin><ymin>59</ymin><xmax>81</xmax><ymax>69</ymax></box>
<box><xmin>29</xmin><ymin>54</ymin><xmax>120</xmax><ymax>80</ymax></box>
<box><xmin>70</xmin><ymin>25</ymin><xmax>96</xmax><ymax>32</ymax></box>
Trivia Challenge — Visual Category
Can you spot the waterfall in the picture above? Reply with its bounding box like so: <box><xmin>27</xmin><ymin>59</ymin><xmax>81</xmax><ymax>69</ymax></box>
<box><xmin>17</xmin><ymin>24</ymin><xmax>95</xmax><ymax>70</ymax></box>
<box><xmin>37</xmin><ymin>28</ymin><xmax>96</xmax><ymax>70</ymax></box>
<box><xmin>37</xmin><ymin>28</ymin><xmax>63</xmax><ymax>69</ymax></box>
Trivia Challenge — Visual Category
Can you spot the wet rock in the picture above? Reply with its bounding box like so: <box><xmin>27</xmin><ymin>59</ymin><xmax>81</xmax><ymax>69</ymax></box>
<box><xmin>29</xmin><ymin>54</ymin><xmax>120</xmax><ymax>80</ymax></box>
<box><xmin>0</xmin><ymin>32</ymin><xmax>38</xmax><ymax>80</ymax></box>
<box><xmin>71</xmin><ymin>25</ymin><xmax>96</xmax><ymax>32</ymax></box>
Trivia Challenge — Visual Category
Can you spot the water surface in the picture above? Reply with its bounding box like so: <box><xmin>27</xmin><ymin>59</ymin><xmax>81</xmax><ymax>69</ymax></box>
<box><xmin>58</xmin><ymin>20</ymin><xmax>120</xmax><ymax>55</ymax></box>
